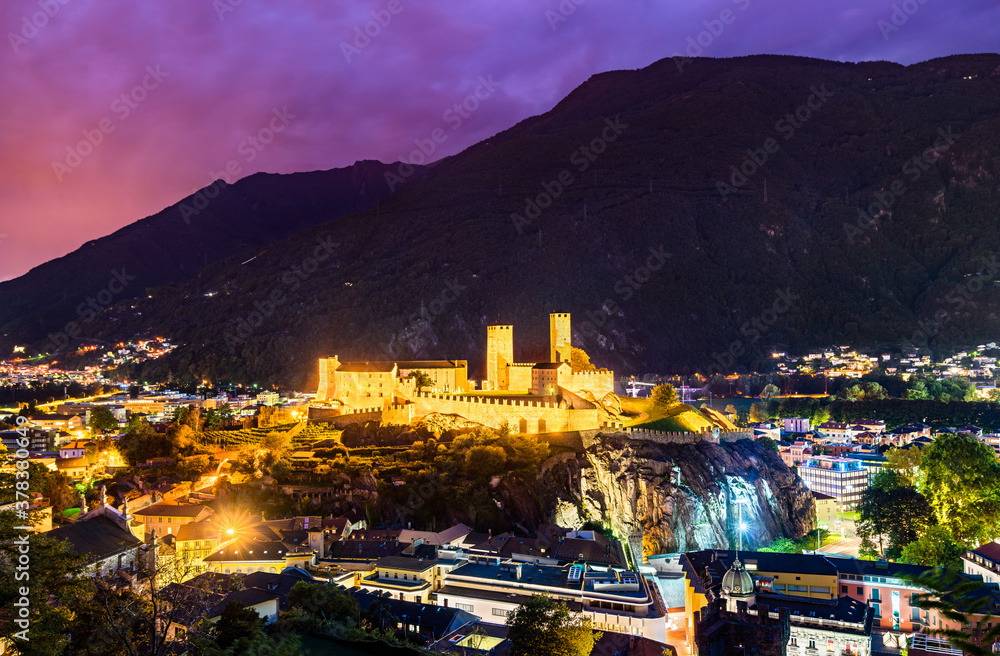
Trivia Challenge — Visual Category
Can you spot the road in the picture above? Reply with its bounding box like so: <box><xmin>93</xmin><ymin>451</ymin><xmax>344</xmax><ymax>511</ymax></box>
<box><xmin>820</xmin><ymin>537</ymin><xmax>862</xmax><ymax>558</ymax></box>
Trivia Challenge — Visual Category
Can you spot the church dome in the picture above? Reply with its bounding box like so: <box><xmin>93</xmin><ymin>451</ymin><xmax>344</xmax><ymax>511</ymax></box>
<box><xmin>721</xmin><ymin>557</ymin><xmax>755</xmax><ymax>597</ymax></box>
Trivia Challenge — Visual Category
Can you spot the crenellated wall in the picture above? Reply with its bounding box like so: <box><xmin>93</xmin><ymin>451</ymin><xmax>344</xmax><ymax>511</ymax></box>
<box><xmin>410</xmin><ymin>391</ymin><xmax>598</xmax><ymax>434</ymax></box>
<box><xmin>581</xmin><ymin>427</ymin><xmax>753</xmax><ymax>449</ymax></box>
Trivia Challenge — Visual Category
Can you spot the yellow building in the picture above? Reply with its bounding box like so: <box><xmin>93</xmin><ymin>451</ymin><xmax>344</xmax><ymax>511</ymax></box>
<box><xmin>316</xmin><ymin>356</ymin><xmax>468</xmax><ymax>405</ymax></box>
<box><xmin>680</xmin><ymin>549</ymin><xmax>841</xmax><ymax>655</ymax></box>
<box><xmin>175</xmin><ymin>518</ymin><xmax>222</xmax><ymax>579</ymax></box>
<box><xmin>133</xmin><ymin>502</ymin><xmax>213</xmax><ymax>538</ymax></box>
<box><xmin>357</xmin><ymin>556</ymin><xmax>443</xmax><ymax>603</ymax></box>
<box><xmin>813</xmin><ymin>491</ymin><xmax>838</xmax><ymax>530</ymax></box>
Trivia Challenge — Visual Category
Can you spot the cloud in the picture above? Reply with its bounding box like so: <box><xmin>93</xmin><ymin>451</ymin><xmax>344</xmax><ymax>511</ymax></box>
<box><xmin>0</xmin><ymin>0</ymin><xmax>997</xmax><ymax>281</ymax></box>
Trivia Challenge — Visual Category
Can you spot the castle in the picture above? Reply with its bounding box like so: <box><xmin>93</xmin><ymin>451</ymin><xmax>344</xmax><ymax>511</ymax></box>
<box><xmin>315</xmin><ymin>313</ymin><xmax>621</xmax><ymax>434</ymax></box>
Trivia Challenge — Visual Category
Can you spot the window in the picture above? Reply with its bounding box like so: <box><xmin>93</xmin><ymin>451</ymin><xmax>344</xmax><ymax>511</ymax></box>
<box><xmin>788</xmin><ymin>585</ymin><xmax>808</xmax><ymax>592</ymax></box>
<box><xmin>857</xmin><ymin>586</ymin><xmax>863</xmax><ymax>595</ymax></box>
<box><xmin>492</xmin><ymin>609</ymin><xmax>511</xmax><ymax>617</ymax></box>
<box><xmin>810</xmin><ymin>587</ymin><xmax>830</xmax><ymax>594</ymax></box>
<box><xmin>912</xmin><ymin>608</ymin><xmax>921</xmax><ymax>621</ymax></box>
<box><xmin>871</xmin><ymin>588</ymin><xmax>880</xmax><ymax>601</ymax></box>
<box><xmin>841</xmin><ymin>585</ymin><xmax>848</xmax><ymax>593</ymax></box>
<box><xmin>872</xmin><ymin>603</ymin><xmax>881</xmax><ymax>618</ymax></box>
<box><xmin>790</xmin><ymin>637</ymin><xmax>798</xmax><ymax>646</ymax></box>
<box><xmin>455</xmin><ymin>603</ymin><xmax>474</xmax><ymax>612</ymax></box>
<box><xmin>808</xmin><ymin>639</ymin><xmax>816</xmax><ymax>650</ymax></box>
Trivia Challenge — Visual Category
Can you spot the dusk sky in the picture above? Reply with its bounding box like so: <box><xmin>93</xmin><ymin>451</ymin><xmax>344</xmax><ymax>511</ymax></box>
<box><xmin>1</xmin><ymin>0</ymin><xmax>997</xmax><ymax>282</ymax></box>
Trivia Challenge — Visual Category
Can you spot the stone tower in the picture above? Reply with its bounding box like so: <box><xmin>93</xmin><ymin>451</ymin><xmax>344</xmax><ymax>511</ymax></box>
<box><xmin>486</xmin><ymin>325</ymin><xmax>513</xmax><ymax>391</ymax></box>
<box><xmin>549</xmin><ymin>313</ymin><xmax>571</xmax><ymax>363</ymax></box>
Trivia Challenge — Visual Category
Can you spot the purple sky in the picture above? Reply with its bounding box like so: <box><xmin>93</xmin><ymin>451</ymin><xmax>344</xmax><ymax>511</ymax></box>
<box><xmin>1</xmin><ymin>0</ymin><xmax>997</xmax><ymax>282</ymax></box>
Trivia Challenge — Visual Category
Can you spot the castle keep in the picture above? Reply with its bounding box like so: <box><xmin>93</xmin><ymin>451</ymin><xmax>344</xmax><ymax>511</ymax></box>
<box><xmin>316</xmin><ymin>313</ymin><xmax>620</xmax><ymax>433</ymax></box>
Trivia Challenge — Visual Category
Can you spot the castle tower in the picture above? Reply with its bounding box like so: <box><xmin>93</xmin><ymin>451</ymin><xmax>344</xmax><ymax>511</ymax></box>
<box><xmin>486</xmin><ymin>325</ymin><xmax>513</xmax><ymax>391</ymax></box>
<box><xmin>549</xmin><ymin>313</ymin><xmax>571</xmax><ymax>364</ymax></box>
<box><xmin>316</xmin><ymin>356</ymin><xmax>341</xmax><ymax>401</ymax></box>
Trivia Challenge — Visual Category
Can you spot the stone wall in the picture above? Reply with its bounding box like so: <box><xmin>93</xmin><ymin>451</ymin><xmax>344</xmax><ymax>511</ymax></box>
<box><xmin>410</xmin><ymin>391</ymin><xmax>598</xmax><ymax>434</ymax></box>
<box><xmin>582</xmin><ymin>427</ymin><xmax>752</xmax><ymax>449</ymax></box>
<box><xmin>308</xmin><ymin>405</ymin><xmax>384</xmax><ymax>428</ymax></box>
<box><xmin>567</xmin><ymin>370</ymin><xmax>615</xmax><ymax>398</ymax></box>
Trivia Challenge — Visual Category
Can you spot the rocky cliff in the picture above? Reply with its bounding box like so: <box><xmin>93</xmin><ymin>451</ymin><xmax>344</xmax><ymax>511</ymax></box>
<box><xmin>539</xmin><ymin>433</ymin><xmax>813</xmax><ymax>558</ymax></box>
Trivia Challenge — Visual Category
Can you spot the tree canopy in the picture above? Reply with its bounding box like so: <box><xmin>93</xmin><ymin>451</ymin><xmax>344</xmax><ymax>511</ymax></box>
<box><xmin>650</xmin><ymin>384</ymin><xmax>678</xmax><ymax>408</ymax></box>
<box><xmin>921</xmin><ymin>433</ymin><xmax>1000</xmax><ymax>546</ymax></box>
<box><xmin>88</xmin><ymin>406</ymin><xmax>119</xmax><ymax>434</ymax></box>
<box><xmin>506</xmin><ymin>595</ymin><xmax>600</xmax><ymax>656</ymax></box>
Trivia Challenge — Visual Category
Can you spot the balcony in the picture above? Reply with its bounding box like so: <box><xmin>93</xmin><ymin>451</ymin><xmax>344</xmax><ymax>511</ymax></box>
<box><xmin>911</xmin><ymin>633</ymin><xmax>962</xmax><ymax>655</ymax></box>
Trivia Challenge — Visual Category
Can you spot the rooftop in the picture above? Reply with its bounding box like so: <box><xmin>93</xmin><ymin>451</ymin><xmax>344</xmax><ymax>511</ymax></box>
<box><xmin>133</xmin><ymin>502</ymin><xmax>212</xmax><ymax>518</ymax></box>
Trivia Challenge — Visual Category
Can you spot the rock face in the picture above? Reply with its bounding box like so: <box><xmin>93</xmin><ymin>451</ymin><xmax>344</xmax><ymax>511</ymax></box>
<box><xmin>542</xmin><ymin>433</ymin><xmax>813</xmax><ymax>557</ymax></box>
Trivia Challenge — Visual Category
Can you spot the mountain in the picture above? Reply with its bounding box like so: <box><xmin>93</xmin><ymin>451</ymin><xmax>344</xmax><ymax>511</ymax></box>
<box><xmin>0</xmin><ymin>160</ymin><xmax>402</xmax><ymax>350</ymax></box>
<box><xmin>10</xmin><ymin>53</ymin><xmax>1000</xmax><ymax>387</ymax></box>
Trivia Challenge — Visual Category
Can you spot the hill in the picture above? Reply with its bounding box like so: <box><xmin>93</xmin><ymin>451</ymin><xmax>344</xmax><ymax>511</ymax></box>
<box><xmin>0</xmin><ymin>160</ymin><xmax>404</xmax><ymax>350</ymax></box>
<box><xmin>9</xmin><ymin>53</ymin><xmax>1000</xmax><ymax>386</ymax></box>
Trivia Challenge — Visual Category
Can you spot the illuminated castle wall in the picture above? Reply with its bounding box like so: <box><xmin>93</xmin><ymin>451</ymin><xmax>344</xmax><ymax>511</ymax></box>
<box><xmin>485</xmin><ymin>313</ymin><xmax>613</xmax><ymax>399</ymax></box>
<box><xmin>549</xmin><ymin>312</ymin><xmax>572</xmax><ymax>363</ymax></box>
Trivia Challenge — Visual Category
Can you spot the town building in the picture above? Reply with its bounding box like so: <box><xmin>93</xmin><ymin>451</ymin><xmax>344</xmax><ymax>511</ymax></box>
<box><xmin>357</xmin><ymin>556</ymin><xmax>443</xmax><ymax>603</ymax></box>
<box><xmin>813</xmin><ymin>492</ymin><xmax>837</xmax><ymax>531</ymax></box>
<box><xmin>47</xmin><ymin>495</ymin><xmax>143</xmax><ymax>577</ymax></box>
<box><xmin>962</xmin><ymin>541</ymin><xmax>1000</xmax><ymax>585</ymax></box>
<box><xmin>436</xmin><ymin>559</ymin><xmax>667</xmax><ymax>642</ymax></box>
<box><xmin>797</xmin><ymin>456</ymin><xmax>869</xmax><ymax>510</ymax></box>
<box><xmin>684</xmin><ymin>550</ymin><xmax>873</xmax><ymax>656</ymax></box>
<box><xmin>132</xmin><ymin>502</ymin><xmax>213</xmax><ymax>538</ymax></box>
<box><xmin>784</xmin><ymin>417</ymin><xmax>810</xmax><ymax>433</ymax></box>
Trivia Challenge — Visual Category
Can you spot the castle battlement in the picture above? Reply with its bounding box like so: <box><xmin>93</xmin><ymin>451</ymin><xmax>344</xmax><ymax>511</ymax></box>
<box><xmin>415</xmin><ymin>390</ymin><xmax>562</xmax><ymax>409</ymax></box>
<box><xmin>620</xmin><ymin>427</ymin><xmax>753</xmax><ymax>445</ymax></box>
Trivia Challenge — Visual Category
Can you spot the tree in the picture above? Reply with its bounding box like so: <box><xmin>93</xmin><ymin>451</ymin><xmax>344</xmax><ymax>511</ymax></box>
<box><xmin>921</xmin><ymin>433</ymin><xmax>1000</xmax><ymax>545</ymax></box>
<box><xmin>724</xmin><ymin>404</ymin><xmax>737</xmax><ymax>417</ymax></box>
<box><xmin>905</xmin><ymin>382</ymin><xmax>930</xmax><ymax>400</ymax></box>
<box><xmin>748</xmin><ymin>402</ymin><xmax>768</xmax><ymax>423</ymax></box>
<box><xmin>506</xmin><ymin>594</ymin><xmax>600</xmax><ymax>656</ymax></box>
<box><xmin>43</xmin><ymin>470</ymin><xmax>75</xmax><ymax>519</ymax></box>
<box><xmin>760</xmin><ymin>384</ymin><xmax>780</xmax><ymax>402</ymax></box>
<box><xmin>650</xmin><ymin>384</ymin><xmax>678</xmax><ymax>408</ymax></box>
<box><xmin>285</xmin><ymin>580</ymin><xmax>359</xmax><ymax>630</ymax></box>
<box><xmin>899</xmin><ymin>525</ymin><xmax>965</xmax><ymax>571</ymax></box>
<box><xmin>856</xmin><ymin>470</ymin><xmax>933</xmax><ymax>559</ymax></box>
<box><xmin>465</xmin><ymin>445</ymin><xmax>508</xmax><ymax>480</ymax></box>
<box><xmin>885</xmin><ymin>445</ymin><xmax>924</xmax><ymax>487</ymax></box>
<box><xmin>260</xmin><ymin>430</ymin><xmax>292</xmax><ymax>456</ymax></box>
<box><xmin>759</xmin><ymin>435</ymin><xmax>780</xmax><ymax>454</ymax></box>
<box><xmin>88</xmin><ymin>407</ymin><xmax>119</xmax><ymax>435</ymax></box>
<box><xmin>214</xmin><ymin>601</ymin><xmax>264</xmax><ymax>650</ymax></box>
<box><xmin>760</xmin><ymin>537</ymin><xmax>799</xmax><ymax>553</ymax></box>
<box><xmin>0</xmin><ymin>517</ymin><xmax>92</xmax><ymax>656</ymax></box>
<box><xmin>409</xmin><ymin>370</ymin><xmax>434</xmax><ymax>392</ymax></box>
<box><xmin>907</xmin><ymin>569</ymin><xmax>1000</xmax><ymax>656</ymax></box>
<box><xmin>570</xmin><ymin>347</ymin><xmax>596</xmax><ymax>372</ymax></box>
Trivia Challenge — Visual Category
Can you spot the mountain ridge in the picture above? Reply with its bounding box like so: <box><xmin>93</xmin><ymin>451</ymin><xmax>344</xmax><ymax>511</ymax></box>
<box><xmin>6</xmin><ymin>53</ymin><xmax>1000</xmax><ymax>386</ymax></box>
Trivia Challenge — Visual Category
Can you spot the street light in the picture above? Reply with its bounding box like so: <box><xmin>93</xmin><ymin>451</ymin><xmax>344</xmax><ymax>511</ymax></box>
<box><xmin>817</xmin><ymin>523</ymin><xmax>828</xmax><ymax>551</ymax></box>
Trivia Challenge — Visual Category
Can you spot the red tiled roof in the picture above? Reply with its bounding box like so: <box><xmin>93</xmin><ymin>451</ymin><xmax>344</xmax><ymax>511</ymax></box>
<box><xmin>972</xmin><ymin>541</ymin><xmax>1000</xmax><ymax>563</ymax></box>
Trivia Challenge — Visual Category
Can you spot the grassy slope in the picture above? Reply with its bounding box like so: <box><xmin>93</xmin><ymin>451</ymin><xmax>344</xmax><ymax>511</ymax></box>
<box><xmin>622</xmin><ymin>397</ymin><xmax>726</xmax><ymax>432</ymax></box>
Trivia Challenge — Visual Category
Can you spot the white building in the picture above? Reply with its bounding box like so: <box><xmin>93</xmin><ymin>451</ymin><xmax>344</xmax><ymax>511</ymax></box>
<box><xmin>784</xmin><ymin>417</ymin><xmax>810</xmax><ymax>433</ymax></box>
<box><xmin>435</xmin><ymin>559</ymin><xmax>667</xmax><ymax>643</ymax></box>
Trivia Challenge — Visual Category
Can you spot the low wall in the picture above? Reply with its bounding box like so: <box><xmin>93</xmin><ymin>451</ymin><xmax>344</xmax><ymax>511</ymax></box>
<box><xmin>584</xmin><ymin>427</ymin><xmax>752</xmax><ymax>448</ymax></box>
<box><xmin>309</xmin><ymin>406</ymin><xmax>384</xmax><ymax>428</ymax></box>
